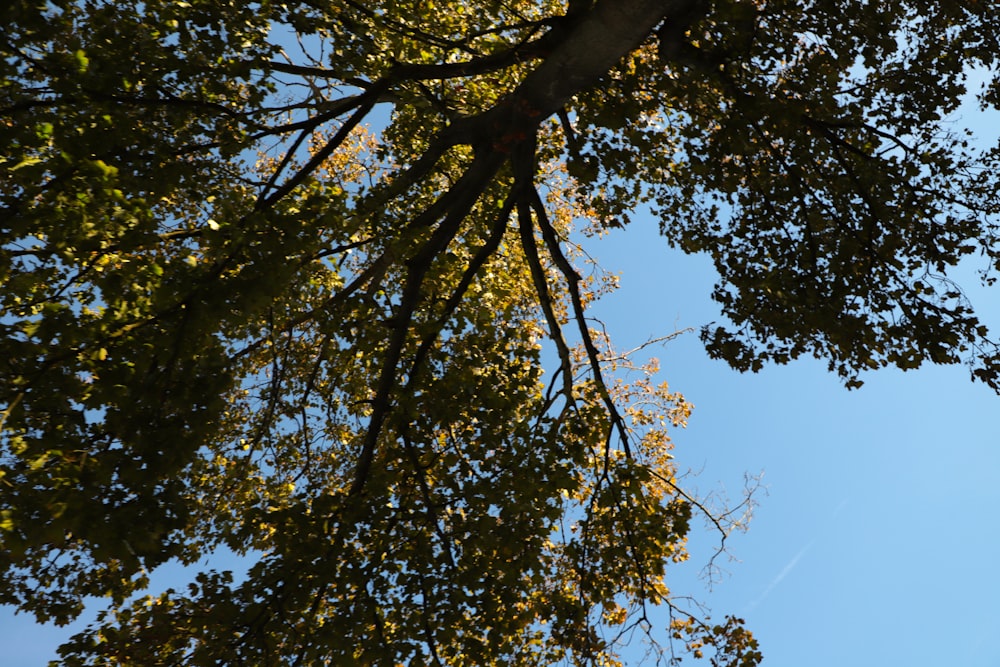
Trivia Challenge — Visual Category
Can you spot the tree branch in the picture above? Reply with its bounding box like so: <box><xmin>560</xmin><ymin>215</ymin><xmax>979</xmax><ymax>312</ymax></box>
<box><xmin>530</xmin><ymin>186</ymin><xmax>632</xmax><ymax>456</ymax></box>
<box><xmin>349</xmin><ymin>151</ymin><xmax>506</xmax><ymax>496</ymax></box>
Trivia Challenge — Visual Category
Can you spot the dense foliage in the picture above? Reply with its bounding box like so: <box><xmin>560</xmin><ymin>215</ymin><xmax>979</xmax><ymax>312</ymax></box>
<box><xmin>2</xmin><ymin>0</ymin><xmax>998</xmax><ymax>664</ymax></box>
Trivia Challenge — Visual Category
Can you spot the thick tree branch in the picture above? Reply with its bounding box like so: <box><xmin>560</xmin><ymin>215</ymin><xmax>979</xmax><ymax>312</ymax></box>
<box><xmin>402</xmin><ymin>192</ymin><xmax>516</xmax><ymax>399</ymax></box>
<box><xmin>443</xmin><ymin>0</ymin><xmax>705</xmax><ymax>147</ymax></box>
<box><xmin>530</xmin><ymin>187</ymin><xmax>633</xmax><ymax>456</ymax></box>
<box><xmin>349</xmin><ymin>151</ymin><xmax>506</xmax><ymax>496</ymax></box>
<box><xmin>518</xmin><ymin>199</ymin><xmax>576</xmax><ymax>404</ymax></box>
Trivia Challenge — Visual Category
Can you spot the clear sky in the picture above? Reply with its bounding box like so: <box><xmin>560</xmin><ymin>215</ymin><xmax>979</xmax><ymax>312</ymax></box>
<box><xmin>587</xmin><ymin>217</ymin><xmax>1000</xmax><ymax>667</ymax></box>
<box><xmin>3</xmin><ymin>38</ymin><xmax>1000</xmax><ymax>667</ymax></box>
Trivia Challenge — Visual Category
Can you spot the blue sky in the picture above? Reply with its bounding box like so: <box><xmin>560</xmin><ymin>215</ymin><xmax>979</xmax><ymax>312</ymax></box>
<box><xmin>587</xmin><ymin>217</ymin><xmax>1000</xmax><ymax>667</ymax></box>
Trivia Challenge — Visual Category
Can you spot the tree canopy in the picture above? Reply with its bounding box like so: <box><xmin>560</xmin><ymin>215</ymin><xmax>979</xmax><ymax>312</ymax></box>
<box><xmin>2</xmin><ymin>0</ymin><xmax>999</xmax><ymax>664</ymax></box>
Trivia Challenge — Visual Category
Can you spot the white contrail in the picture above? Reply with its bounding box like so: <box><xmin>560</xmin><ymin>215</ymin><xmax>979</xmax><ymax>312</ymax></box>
<box><xmin>745</xmin><ymin>539</ymin><xmax>815</xmax><ymax>612</ymax></box>
<box><xmin>831</xmin><ymin>497</ymin><xmax>850</xmax><ymax>519</ymax></box>
<box><xmin>743</xmin><ymin>498</ymin><xmax>849</xmax><ymax>613</ymax></box>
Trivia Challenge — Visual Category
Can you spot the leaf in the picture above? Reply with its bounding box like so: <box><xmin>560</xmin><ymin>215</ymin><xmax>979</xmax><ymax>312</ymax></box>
<box><xmin>73</xmin><ymin>49</ymin><xmax>89</xmax><ymax>73</ymax></box>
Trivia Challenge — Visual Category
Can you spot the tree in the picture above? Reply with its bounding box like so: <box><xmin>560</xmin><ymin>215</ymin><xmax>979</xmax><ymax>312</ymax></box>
<box><xmin>1</xmin><ymin>0</ymin><xmax>998</xmax><ymax>664</ymax></box>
